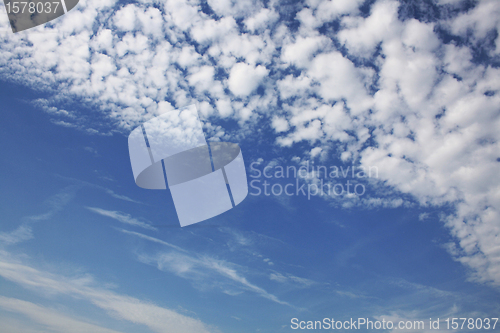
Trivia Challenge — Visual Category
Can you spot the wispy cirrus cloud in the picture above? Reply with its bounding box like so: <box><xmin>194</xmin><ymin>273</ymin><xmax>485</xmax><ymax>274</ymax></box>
<box><xmin>25</xmin><ymin>185</ymin><xmax>78</xmax><ymax>222</ymax></box>
<box><xmin>269</xmin><ymin>272</ymin><xmax>316</xmax><ymax>288</ymax></box>
<box><xmin>0</xmin><ymin>225</ymin><xmax>33</xmax><ymax>246</ymax></box>
<box><xmin>140</xmin><ymin>250</ymin><xmax>292</xmax><ymax>307</ymax></box>
<box><xmin>87</xmin><ymin>207</ymin><xmax>157</xmax><ymax>231</ymax></box>
<box><xmin>0</xmin><ymin>296</ymin><xmax>124</xmax><ymax>333</ymax></box>
<box><xmin>117</xmin><ymin>228</ymin><xmax>185</xmax><ymax>252</ymax></box>
<box><xmin>0</xmin><ymin>253</ymin><xmax>215</xmax><ymax>333</ymax></box>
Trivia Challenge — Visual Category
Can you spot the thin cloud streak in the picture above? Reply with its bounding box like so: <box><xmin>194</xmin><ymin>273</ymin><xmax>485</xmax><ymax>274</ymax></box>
<box><xmin>121</xmin><ymin>229</ymin><xmax>293</xmax><ymax>307</ymax></box>
<box><xmin>117</xmin><ymin>228</ymin><xmax>186</xmax><ymax>252</ymax></box>
<box><xmin>88</xmin><ymin>207</ymin><xmax>158</xmax><ymax>231</ymax></box>
<box><xmin>0</xmin><ymin>296</ymin><xmax>124</xmax><ymax>333</ymax></box>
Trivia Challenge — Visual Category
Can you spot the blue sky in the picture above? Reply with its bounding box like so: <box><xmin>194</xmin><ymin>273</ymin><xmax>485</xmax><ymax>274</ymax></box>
<box><xmin>1</xmin><ymin>0</ymin><xmax>500</xmax><ymax>332</ymax></box>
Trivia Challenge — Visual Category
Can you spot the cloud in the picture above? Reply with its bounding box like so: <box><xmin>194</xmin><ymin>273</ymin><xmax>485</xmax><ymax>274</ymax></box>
<box><xmin>143</xmin><ymin>251</ymin><xmax>292</xmax><ymax>307</ymax></box>
<box><xmin>338</xmin><ymin>0</ymin><xmax>401</xmax><ymax>57</ymax></box>
<box><xmin>117</xmin><ymin>228</ymin><xmax>186</xmax><ymax>253</ymax></box>
<box><xmin>87</xmin><ymin>207</ymin><xmax>157</xmax><ymax>231</ymax></box>
<box><xmin>121</xmin><ymin>230</ymin><xmax>291</xmax><ymax>306</ymax></box>
<box><xmin>25</xmin><ymin>186</ymin><xmax>78</xmax><ymax>222</ymax></box>
<box><xmin>103</xmin><ymin>189</ymin><xmax>143</xmax><ymax>204</ymax></box>
<box><xmin>269</xmin><ymin>272</ymin><xmax>316</xmax><ymax>287</ymax></box>
<box><xmin>0</xmin><ymin>225</ymin><xmax>33</xmax><ymax>246</ymax></box>
<box><xmin>0</xmin><ymin>254</ymin><xmax>214</xmax><ymax>333</ymax></box>
<box><xmin>54</xmin><ymin>175</ymin><xmax>143</xmax><ymax>204</ymax></box>
<box><xmin>0</xmin><ymin>296</ymin><xmax>124</xmax><ymax>333</ymax></box>
<box><xmin>228</xmin><ymin>62</ymin><xmax>268</xmax><ymax>97</ymax></box>
<box><xmin>281</xmin><ymin>36</ymin><xmax>330</xmax><ymax>66</ymax></box>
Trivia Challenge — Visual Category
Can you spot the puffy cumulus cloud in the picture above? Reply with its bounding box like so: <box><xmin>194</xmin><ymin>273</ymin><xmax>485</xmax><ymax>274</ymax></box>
<box><xmin>304</xmin><ymin>0</ymin><xmax>365</xmax><ymax>27</ymax></box>
<box><xmin>281</xmin><ymin>35</ymin><xmax>331</xmax><ymax>66</ymax></box>
<box><xmin>191</xmin><ymin>17</ymin><xmax>237</xmax><ymax>44</ymax></box>
<box><xmin>448</xmin><ymin>0</ymin><xmax>500</xmax><ymax>42</ymax></box>
<box><xmin>353</xmin><ymin>3</ymin><xmax>500</xmax><ymax>286</ymax></box>
<box><xmin>271</xmin><ymin>116</ymin><xmax>289</xmax><ymax>133</ymax></box>
<box><xmin>228</xmin><ymin>62</ymin><xmax>268</xmax><ymax>96</ymax></box>
<box><xmin>338</xmin><ymin>0</ymin><xmax>401</xmax><ymax>57</ymax></box>
<box><xmin>1</xmin><ymin>0</ymin><xmax>500</xmax><ymax>287</ymax></box>
<box><xmin>207</xmin><ymin>0</ymin><xmax>261</xmax><ymax>18</ymax></box>
<box><xmin>276</xmin><ymin>0</ymin><xmax>500</xmax><ymax>287</ymax></box>
<box><xmin>244</xmin><ymin>8</ymin><xmax>280</xmax><ymax>33</ymax></box>
<box><xmin>113</xmin><ymin>4</ymin><xmax>137</xmax><ymax>32</ymax></box>
<box><xmin>309</xmin><ymin>52</ymin><xmax>374</xmax><ymax>114</ymax></box>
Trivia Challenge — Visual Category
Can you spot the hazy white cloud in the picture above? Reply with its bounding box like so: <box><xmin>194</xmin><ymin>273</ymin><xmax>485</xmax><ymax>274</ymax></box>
<box><xmin>143</xmin><ymin>250</ymin><xmax>292</xmax><ymax>306</ymax></box>
<box><xmin>228</xmin><ymin>62</ymin><xmax>268</xmax><ymax>96</ymax></box>
<box><xmin>120</xmin><ymin>229</ymin><xmax>291</xmax><ymax>306</ymax></box>
<box><xmin>25</xmin><ymin>186</ymin><xmax>77</xmax><ymax>222</ymax></box>
<box><xmin>305</xmin><ymin>0</ymin><xmax>364</xmax><ymax>25</ymax></box>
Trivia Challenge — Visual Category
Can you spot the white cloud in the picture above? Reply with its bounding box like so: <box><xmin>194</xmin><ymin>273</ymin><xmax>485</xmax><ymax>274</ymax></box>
<box><xmin>25</xmin><ymin>186</ymin><xmax>77</xmax><ymax>222</ymax></box>
<box><xmin>228</xmin><ymin>62</ymin><xmax>268</xmax><ymax>96</ymax></box>
<box><xmin>0</xmin><ymin>255</ymin><xmax>214</xmax><ymax>333</ymax></box>
<box><xmin>118</xmin><ymin>228</ymin><xmax>186</xmax><ymax>253</ymax></box>
<box><xmin>338</xmin><ymin>0</ymin><xmax>401</xmax><ymax>57</ymax></box>
<box><xmin>0</xmin><ymin>296</ymin><xmax>124</xmax><ymax>333</ymax></box>
<box><xmin>87</xmin><ymin>207</ymin><xmax>157</xmax><ymax>231</ymax></box>
<box><xmin>244</xmin><ymin>8</ymin><xmax>279</xmax><ymax>33</ymax></box>
<box><xmin>305</xmin><ymin>0</ymin><xmax>364</xmax><ymax>25</ymax></box>
<box><xmin>269</xmin><ymin>272</ymin><xmax>316</xmax><ymax>287</ymax></box>
<box><xmin>145</xmin><ymin>251</ymin><xmax>291</xmax><ymax>306</ymax></box>
<box><xmin>0</xmin><ymin>225</ymin><xmax>33</xmax><ymax>246</ymax></box>
<box><xmin>448</xmin><ymin>0</ymin><xmax>500</xmax><ymax>41</ymax></box>
<box><xmin>113</xmin><ymin>4</ymin><xmax>137</xmax><ymax>32</ymax></box>
<box><xmin>191</xmin><ymin>17</ymin><xmax>237</xmax><ymax>44</ymax></box>
<box><xmin>308</xmin><ymin>52</ymin><xmax>374</xmax><ymax>115</ymax></box>
<box><xmin>281</xmin><ymin>36</ymin><xmax>330</xmax><ymax>66</ymax></box>
<box><xmin>271</xmin><ymin>116</ymin><xmax>289</xmax><ymax>133</ymax></box>
<box><xmin>206</xmin><ymin>0</ymin><xmax>260</xmax><ymax>18</ymax></box>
